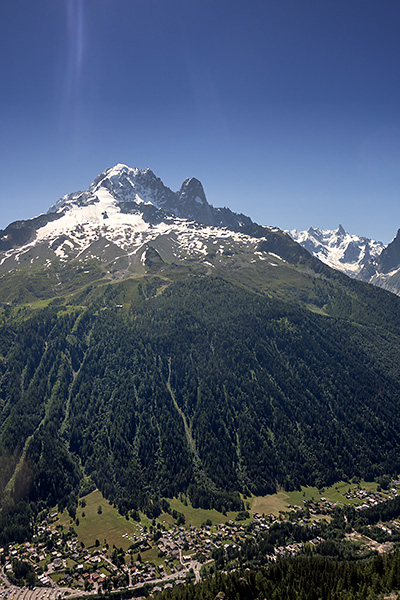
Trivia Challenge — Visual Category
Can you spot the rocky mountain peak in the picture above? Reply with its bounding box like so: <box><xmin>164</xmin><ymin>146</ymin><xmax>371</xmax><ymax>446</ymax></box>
<box><xmin>173</xmin><ymin>176</ymin><xmax>216</xmax><ymax>225</ymax></box>
<box><xmin>371</xmin><ymin>228</ymin><xmax>400</xmax><ymax>275</ymax></box>
<box><xmin>178</xmin><ymin>177</ymin><xmax>207</xmax><ymax>204</ymax></box>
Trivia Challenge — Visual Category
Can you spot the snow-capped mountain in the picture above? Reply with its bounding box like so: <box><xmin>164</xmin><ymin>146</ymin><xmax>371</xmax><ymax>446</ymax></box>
<box><xmin>47</xmin><ymin>164</ymin><xmax>253</xmax><ymax>229</ymax></box>
<box><xmin>0</xmin><ymin>164</ymin><xmax>280</xmax><ymax>279</ymax></box>
<box><xmin>2</xmin><ymin>163</ymin><xmax>400</xmax><ymax>297</ymax></box>
<box><xmin>288</xmin><ymin>224</ymin><xmax>400</xmax><ymax>296</ymax></box>
<box><xmin>288</xmin><ymin>225</ymin><xmax>385</xmax><ymax>277</ymax></box>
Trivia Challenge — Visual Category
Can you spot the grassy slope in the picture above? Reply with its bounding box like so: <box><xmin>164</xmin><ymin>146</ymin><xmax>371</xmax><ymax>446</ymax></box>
<box><xmin>167</xmin><ymin>498</ymin><xmax>237</xmax><ymax>528</ymax></box>
<box><xmin>56</xmin><ymin>490</ymin><xmax>151</xmax><ymax>550</ymax></box>
<box><xmin>55</xmin><ymin>490</ymin><xmax>241</xmax><ymax>549</ymax></box>
<box><xmin>54</xmin><ymin>482</ymin><xmax>384</xmax><ymax>550</ymax></box>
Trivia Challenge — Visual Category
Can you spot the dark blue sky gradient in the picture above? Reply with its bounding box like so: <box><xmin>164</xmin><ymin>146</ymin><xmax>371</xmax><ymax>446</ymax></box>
<box><xmin>1</xmin><ymin>0</ymin><xmax>399</xmax><ymax>242</ymax></box>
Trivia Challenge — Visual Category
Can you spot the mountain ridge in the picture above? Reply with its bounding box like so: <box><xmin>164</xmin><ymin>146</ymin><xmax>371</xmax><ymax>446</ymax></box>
<box><xmin>0</xmin><ymin>164</ymin><xmax>397</xmax><ymax>315</ymax></box>
<box><xmin>3</xmin><ymin>164</ymin><xmax>399</xmax><ymax>298</ymax></box>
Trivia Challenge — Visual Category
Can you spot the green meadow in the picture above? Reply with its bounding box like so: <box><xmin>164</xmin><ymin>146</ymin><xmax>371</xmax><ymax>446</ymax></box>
<box><xmin>56</xmin><ymin>489</ymin><xmax>148</xmax><ymax>550</ymax></box>
<box><xmin>165</xmin><ymin>498</ymin><xmax>237</xmax><ymax>528</ymax></box>
<box><xmin>54</xmin><ymin>480</ymin><xmax>383</xmax><ymax>551</ymax></box>
<box><xmin>251</xmin><ymin>480</ymin><xmax>380</xmax><ymax>516</ymax></box>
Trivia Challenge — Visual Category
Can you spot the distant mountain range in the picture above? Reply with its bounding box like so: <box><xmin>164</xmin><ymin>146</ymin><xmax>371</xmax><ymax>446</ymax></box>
<box><xmin>2</xmin><ymin>164</ymin><xmax>400</xmax><ymax>536</ymax></box>
<box><xmin>288</xmin><ymin>225</ymin><xmax>400</xmax><ymax>295</ymax></box>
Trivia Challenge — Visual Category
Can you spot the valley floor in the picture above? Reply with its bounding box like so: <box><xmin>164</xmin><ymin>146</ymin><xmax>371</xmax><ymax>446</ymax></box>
<box><xmin>2</xmin><ymin>480</ymin><xmax>400</xmax><ymax>597</ymax></box>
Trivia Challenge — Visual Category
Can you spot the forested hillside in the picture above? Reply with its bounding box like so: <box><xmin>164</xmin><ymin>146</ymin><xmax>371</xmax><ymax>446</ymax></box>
<box><xmin>1</xmin><ymin>263</ymin><xmax>400</xmax><ymax>537</ymax></box>
<box><xmin>153</xmin><ymin>551</ymin><xmax>400</xmax><ymax>600</ymax></box>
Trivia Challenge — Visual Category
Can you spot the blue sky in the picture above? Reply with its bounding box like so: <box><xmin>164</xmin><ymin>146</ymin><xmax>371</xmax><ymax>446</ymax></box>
<box><xmin>1</xmin><ymin>0</ymin><xmax>399</xmax><ymax>243</ymax></box>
